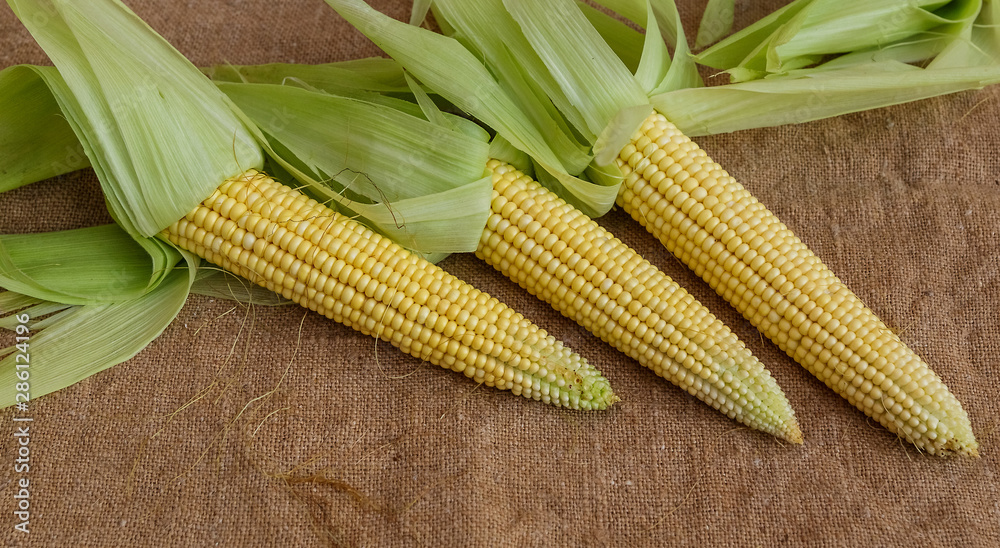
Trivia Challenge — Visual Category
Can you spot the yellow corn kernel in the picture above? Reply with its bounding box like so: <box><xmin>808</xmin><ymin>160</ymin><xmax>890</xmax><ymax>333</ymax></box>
<box><xmin>481</xmin><ymin>160</ymin><xmax>802</xmax><ymax>443</ymax></box>
<box><xmin>616</xmin><ymin>112</ymin><xmax>977</xmax><ymax>456</ymax></box>
<box><xmin>162</xmin><ymin>170</ymin><xmax>615</xmax><ymax>410</ymax></box>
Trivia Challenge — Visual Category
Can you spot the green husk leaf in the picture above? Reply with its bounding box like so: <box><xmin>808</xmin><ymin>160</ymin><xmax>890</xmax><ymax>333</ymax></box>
<box><xmin>431</xmin><ymin>0</ymin><xmax>648</xmax><ymax>215</ymax></box>
<box><xmin>489</xmin><ymin>135</ymin><xmax>534</xmax><ymax>176</ymax></box>
<box><xmin>696</xmin><ymin>0</ymin><xmax>986</xmax><ymax>79</ymax></box>
<box><xmin>205</xmin><ymin>58</ymin><xmax>411</xmax><ymax>95</ymax></box>
<box><xmin>584</xmin><ymin>0</ymin><xmax>702</xmax><ymax>93</ymax></box>
<box><xmin>773</xmin><ymin>0</ymin><xmax>972</xmax><ymax>62</ymax></box>
<box><xmin>643</xmin><ymin>0</ymin><xmax>1000</xmax><ymax>135</ymax></box>
<box><xmin>807</xmin><ymin>32</ymin><xmax>956</xmax><ymax>70</ymax></box>
<box><xmin>429</xmin><ymin>0</ymin><xmax>596</xmax><ymax>162</ymax></box>
<box><xmin>0</xmin><ymin>292</ymin><xmax>43</xmax><ymax>314</ymax></box>
<box><xmin>588</xmin><ymin>0</ymin><xmax>647</xmax><ymax>27</ymax></box>
<box><xmin>589</xmin><ymin>0</ymin><xmax>684</xmax><ymax>46</ymax></box>
<box><xmin>326</xmin><ymin>0</ymin><xmax>613</xmax><ymax>217</ymax></box>
<box><xmin>652</xmin><ymin>62</ymin><xmax>1000</xmax><ymax>136</ymax></box>
<box><xmin>208</xmin><ymin>63</ymin><xmax>436</xmax><ymax>121</ymax></box>
<box><xmin>0</xmin><ymin>264</ymin><xmax>195</xmax><ymax>408</ymax></box>
<box><xmin>403</xmin><ymin>72</ymin><xmax>454</xmax><ymax>130</ymax></box>
<box><xmin>215</xmin><ymin>81</ymin><xmax>492</xmax><ymax>254</ymax></box>
<box><xmin>327</xmin><ymin>0</ymin><xmax>582</xmax><ymax>169</ymax></box>
<box><xmin>0</xmin><ymin>65</ymin><xmax>88</xmax><ymax>192</ymax></box>
<box><xmin>503</xmin><ymin>0</ymin><xmax>649</xmax><ymax>138</ymax></box>
<box><xmin>0</xmin><ymin>224</ymin><xmax>180</xmax><ymax>305</ymax></box>
<box><xmin>650</xmin><ymin>0</ymin><xmax>703</xmax><ymax>94</ymax></box>
<box><xmin>410</xmin><ymin>0</ymin><xmax>432</xmax><ymax>25</ymax></box>
<box><xmin>24</xmin><ymin>306</ymin><xmax>77</xmax><ymax>332</ymax></box>
<box><xmin>577</xmin><ymin>1</ymin><xmax>646</xmax><ymax>73</ymax></box>
<box><xmin>696</xmin><ymin>0</ymin><xmax>736</xmax><ymax>49</ymax></box>
<box><xmin>694</xmin><ymin>0</ymin><xmax>815</xmax><ymax>71</ymax></box>
<box><xmin>742</xmin><ymin>2</ymin><xmax>817</xmax><ymax>80</ymax></box>
<box><xmin>7</xmin><ymin>0</ymin><xmax>263</xmax><ymax>238</ymax></box>
<box><xmin>483</xmin><ymin>44</ymin><xmax>595</xmax><ymax>175</ymax></box>
<box><xmin>633</xmin><ymin>0</ymin><xmax>673</xmax><ymax>93</ymax></box>
<box><xmin>593</xmin><ymin>104</ymin><xmax>654</xmax><ymax>166</ymax></box>
<box><xmin>930</xmin><ymin>0</ymin><xmax>1000</xmax><ymax>67</ymax></box>
<box><xmin>791</xmin><ymin>0</ymin><xmax>992</xmax><ymax>72</ymax></box>
<box><xmin>0</xmin><ymin>301</ymin><xmax>70</xmax><ymax>330</ymax></box>
<box><xmin>534</xmin><ymin>161</ymin><xmax>622</xmax><ymax>218</ymax></box>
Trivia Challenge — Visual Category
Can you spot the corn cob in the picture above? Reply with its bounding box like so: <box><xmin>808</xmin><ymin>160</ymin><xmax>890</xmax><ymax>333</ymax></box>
<box><xmin>161</xmin><ymin>169</ymin><xmax>616</xmax><ymax>410</ymax></box>
<box><xmin>480</xmin><ymin>159</ymin><xmax>802</xmax><ymax>442</ymax></box>
<box><xmin>616</xmin><ymin>111</ymin><xmax>977</xmax><ymax>456</ymax></box>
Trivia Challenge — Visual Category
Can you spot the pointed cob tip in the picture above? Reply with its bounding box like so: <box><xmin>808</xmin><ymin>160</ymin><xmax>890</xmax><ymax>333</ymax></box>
<box><xmin>782</xmin><ymin>419</ymin><xmax>805</xmax><ymax>446</ymax></box>
<box><xmin>538</xmin><ymin>346</ymin><xmax>619</xmax><ymax>411</ymax></box>
<box><xmin>904</xmin><ymin>391</ymin><xmax>980</xmax><ymax>458</ymax></box>
<box><xmin>738</xmin><ymin>367</ymin><xmax>804</xmax><ymax>446</ymax></box>
<box><xmin>757</xmin><ymin>386</ymin><xmax>804</xmax><ymax>446</ymax></box>
<box><xmin>760</xmin><ymin>408</ymin><xmax>803</xmax><ymax>445</ymax></box>
<box><xmin>961</xmin><ymin>444</ymin><xmax>981</xmax><ymax>459</ymax></box>
<box><xmin>576</xmin><ymin>376</ymin><xmax>619</xmax><ymax>411</ymax></box>
<box><xmin>933</xmin><ymin>433</ymin><xmax>980</xmax><ymax>458</ymax></box>
<box><xmin>885</xmin><ymin>403</ymin><xmax>980</xmax><ymax>457</ymax></box>
<box><xmin>942</xmin><ymin>410</ymin><xmax>980</xmax><ymax>458</ymax></box>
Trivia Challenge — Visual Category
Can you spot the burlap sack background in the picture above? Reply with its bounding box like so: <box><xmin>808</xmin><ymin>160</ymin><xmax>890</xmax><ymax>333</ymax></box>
<box><xmin>1</xmin><ymin>1</ymin><xmax>997</xmax><ymax>546</ymax></box>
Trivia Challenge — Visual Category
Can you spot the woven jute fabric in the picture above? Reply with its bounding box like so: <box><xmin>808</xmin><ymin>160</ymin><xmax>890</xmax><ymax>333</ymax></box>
<box><xmin>1</xmin><ymin>1</ymin><xmax>998</xmax><ymax>546</ymax></box>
